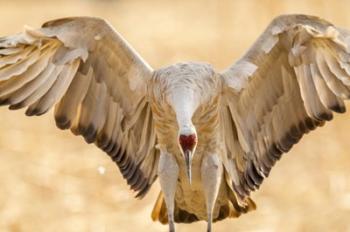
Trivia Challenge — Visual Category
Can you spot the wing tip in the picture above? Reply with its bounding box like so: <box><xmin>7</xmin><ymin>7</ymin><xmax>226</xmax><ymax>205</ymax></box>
<box><xmin>135</xmin><ymin>183</ymin><xmax>151</xmax><ymax>199</ymax></box>
<box><xmin>330</xmin><ymin>103</ymin><xmax>346</xmax><ymax>113</ymax></box>
<box><xmin>55</xmin><ymin>114</ymin><xmax>71</xmax><ymax>130</ymax></box>
<box><xmin>8</xmin><ymin>102</ymin><xmax>26</xmax><ymax>110</ymax></box>
<box><xmin>0</xmin><ymin>98</ymin><xmax>10</xmax><ymax>106</ymax></box>
<box><xmin>25</xmin><ymin>107</ymin><xmax>39</xmax><ymax>116</ymax></box>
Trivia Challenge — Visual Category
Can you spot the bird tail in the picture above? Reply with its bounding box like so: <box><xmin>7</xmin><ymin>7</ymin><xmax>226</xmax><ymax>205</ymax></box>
<box><xmin>151</xmin><ymin>192</ymin><xmax>168</xmax><ymax>224</ymax></box>
<box><xmin>151</xmin><ymin>191</ymin><xmax>256</xmax><ymax>224</ymax></box>
<box><xmin>223</xmin><ymin>170</ymin><xmax>257</xmax><ymax>218</ymax></box>
<box><xmin>225</xmin><ymin>191</ymin><xmax>256</xmax><ymax>219</ymax></box>
<box><xmin>151</xmin><ymin>192</ymin><xmax>199</xmax><ymax>224</ymax></box>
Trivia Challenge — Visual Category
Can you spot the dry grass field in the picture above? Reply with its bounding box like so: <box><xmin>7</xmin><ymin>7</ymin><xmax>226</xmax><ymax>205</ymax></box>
<box><xmin>1</xmin><ymin>0</ymin><xmax>350</xmax><ymax>231</ymax></box>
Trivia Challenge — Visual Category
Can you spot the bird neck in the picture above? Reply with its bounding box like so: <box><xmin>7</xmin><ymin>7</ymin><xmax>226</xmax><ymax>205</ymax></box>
<box><xmin>169</xmin><ymin>88</ymin><xmax>197</xmax><ymax>132</ymax></box>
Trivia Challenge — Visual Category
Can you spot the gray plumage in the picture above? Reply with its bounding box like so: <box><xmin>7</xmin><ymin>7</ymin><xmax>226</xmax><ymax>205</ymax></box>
<box><xmin>0</xmin><ymin>14</ymin><xmax>350</xmax><ymax>232</ymax></box>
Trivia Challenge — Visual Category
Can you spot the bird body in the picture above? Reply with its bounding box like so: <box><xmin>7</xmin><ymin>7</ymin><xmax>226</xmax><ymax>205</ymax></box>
<box><xmin>1</xmin><ymin>14</ymin><xmax>350</xmax><ymax>231</ymax></box>
<box><xmin>149</xmin><ymin>62</ymin><xmax>249</xmax><ymax>223</ymax></box>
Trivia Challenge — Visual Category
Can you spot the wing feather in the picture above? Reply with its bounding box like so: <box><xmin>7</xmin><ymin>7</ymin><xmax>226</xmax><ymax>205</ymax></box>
<box><xmin>0</xmin><ymin>46</ymin><xmax>34</xmax><ymax>69</ymax></box>
<box><xmin>4</xmin><ymin>63</ymin><xmax>56</xmax><ymax>107</ymax></box>
<box><xmin>26</xmin><ymin>59</ymin><xmax>80</xmax><ymax>116</ymax></box>
<box><xmin>0</xmin><ymin>48</ymin><xmax>41</xmax><ymax>80</ymax></box>
<box><xmin>15</xmin><ymin>65</ymin><xmax>64</xmax><ymax>110</ymax></box>
<box><xmin>0</xmin><ymin>17</ymin><xmax>157</xmax><ymax>197</ymax></box>
<box><xmin>316</xmin><ymin>50</ymin><xmax>350</xmax><ymax>98</ymax></box>
<box><xmin>0</xmin><ymin>46</ymin><xmax>56</xmax><ymax>97</ymax></box>
<box><xmin>54</xmin><ymin>67</ymin><xmax>93</xmax><ymax>129</ymax></box>
<box><xmin>96</xmin><ymin>100</ymin><xmax>118</xmax><ymax>149</ymax></box>
<box><xmin>310</xmin><ymin>63</ymin><xmax>346</xmax><ymax>113</ymax></box>
<box><xmin>221</xmin><ymin>14</ymin><xmax>350</xmax><ymax>198</ymax></box>
<box><xmin>0</xmin><ymin>46</ymin><xmax>25</xmax><ymax>56</ymax></box>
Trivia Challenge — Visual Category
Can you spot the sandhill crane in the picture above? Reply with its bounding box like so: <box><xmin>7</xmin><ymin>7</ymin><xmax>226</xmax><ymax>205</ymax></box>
<box><xmin>0</xmin><ymin>14</ymin><xmax>350</xmax><ymax>231</ymax></box>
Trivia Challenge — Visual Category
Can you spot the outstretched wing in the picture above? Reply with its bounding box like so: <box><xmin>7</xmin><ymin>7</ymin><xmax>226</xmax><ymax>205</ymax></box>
<box><xmin>0</xmin><ymin>17</ymin><xmax>158</xmax><ymax>198</ymax></box>
<box><xmin>220</xmin><ymin>14</ymin><xmax>350</xmax><ymax>199</ymax></box>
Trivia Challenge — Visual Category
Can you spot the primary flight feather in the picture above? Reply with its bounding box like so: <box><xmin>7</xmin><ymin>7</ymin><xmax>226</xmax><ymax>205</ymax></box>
<box><xmin>0</xmin><ymin>14</ymin><xmax>350</xmax><ymax>232</ymax></box>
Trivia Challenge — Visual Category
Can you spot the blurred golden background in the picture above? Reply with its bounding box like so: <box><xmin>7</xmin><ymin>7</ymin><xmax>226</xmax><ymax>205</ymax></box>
<box><xmin>1</xmin><ymin>0</ymin><xmax>350</xmax><ymax>231</ymax></box>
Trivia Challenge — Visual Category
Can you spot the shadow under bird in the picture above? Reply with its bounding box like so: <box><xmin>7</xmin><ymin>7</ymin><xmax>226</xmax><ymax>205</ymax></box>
<box><xmin>1</xmin><ymin>14</ymin><xmax>350</xmax><ymax>231</ymax></box>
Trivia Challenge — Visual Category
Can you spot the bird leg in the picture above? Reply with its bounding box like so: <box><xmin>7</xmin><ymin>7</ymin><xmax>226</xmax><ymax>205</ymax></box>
<box><xmin>158</xmin><ymin>149</ymin><xmax>179</xmax><ymax>232</ymax></box>
<box><xmin>201</xmin><ymin>154</ymin><xmax>223</xmax><ymax>232</ymax></box>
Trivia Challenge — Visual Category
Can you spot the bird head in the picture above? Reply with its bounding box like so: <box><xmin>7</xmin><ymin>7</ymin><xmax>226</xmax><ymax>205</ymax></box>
<box><xmin>178</xmin><ymin>125</ymin><xmax>197</xmax><ymax>185</ymax></box>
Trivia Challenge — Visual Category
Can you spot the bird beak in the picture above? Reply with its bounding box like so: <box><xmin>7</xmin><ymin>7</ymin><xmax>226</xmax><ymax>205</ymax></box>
<box><xmin>184</xmin><ymin>150</ymin><xmax>193</xmax><ymax>185</ymax></box>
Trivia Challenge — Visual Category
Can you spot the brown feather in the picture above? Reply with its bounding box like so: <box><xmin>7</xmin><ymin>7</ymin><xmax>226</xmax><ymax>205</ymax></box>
<box><xmin>221</xmin><ymin>14</ymin><xmax>350</xmax><ymax>199</ymax></box>
<box><xmin>0</xmin><ymin>17</ymin><xmax>156</xmax><ymax>198</ymax></box>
